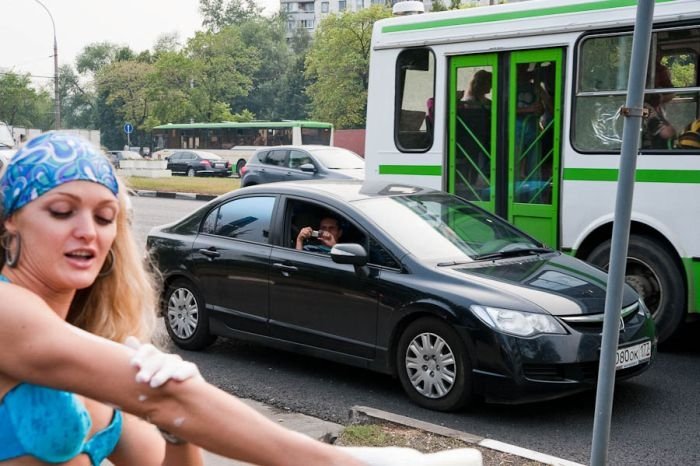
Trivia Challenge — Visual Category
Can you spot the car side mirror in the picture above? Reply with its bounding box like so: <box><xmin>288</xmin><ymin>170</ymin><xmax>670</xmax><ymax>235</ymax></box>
<box><xmin>330</xmin><ymin>243</ymin><xmax>371</xmax><ymax>278</ymax></box>
<box><xmin>300</xmin><ymin>163</ymin><xmax>316</xmax><ymax>173</ymax></box>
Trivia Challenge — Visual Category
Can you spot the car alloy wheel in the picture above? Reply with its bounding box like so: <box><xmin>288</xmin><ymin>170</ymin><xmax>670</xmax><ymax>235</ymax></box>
<box><xmin>187</xmin><ymin>168</ymin><xmax>196</xmax><ymax>177</ymax></box>
<box><xmin>164</xmin><ymin>279</ymin><xmax>216</xmax><ymax>350</ymax></box>
<box><xmin>396</xmin><ymin>317</ymin><xmax>472</xmax><ymax>411</ymax></box>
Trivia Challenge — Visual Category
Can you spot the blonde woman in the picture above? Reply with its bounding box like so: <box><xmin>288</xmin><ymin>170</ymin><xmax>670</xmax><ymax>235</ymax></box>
<box><xmin>0</xmin><ymin>132</ymin><xmax>364</xmax><ymax>466</ymax></box>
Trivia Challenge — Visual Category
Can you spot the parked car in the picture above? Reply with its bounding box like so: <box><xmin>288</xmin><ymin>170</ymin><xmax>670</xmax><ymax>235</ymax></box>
<box><xmin>166</xmin><ymin>150</ymin><xmax>231</xmax><ymax>177</ymax></box>
<box><xmin>106</xmin><ymin>150</ymin><xmax>142</xmax><ymax>167</ymax></box>
<box><xmin>240</xmin><ymin>145</ymin><xmax>364</xmax><ymax>187</ymax></box>
<box><xmin>147</xmin><ymin>180</ymin><xmax>656</xmax><ymax>411</ymax></box>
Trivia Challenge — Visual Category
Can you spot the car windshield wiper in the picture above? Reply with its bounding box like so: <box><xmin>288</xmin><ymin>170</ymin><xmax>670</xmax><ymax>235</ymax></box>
<box><xmin>473</xmin><ymin>247</ymin><xmax>553</xmax><ymax>261</ymax></box>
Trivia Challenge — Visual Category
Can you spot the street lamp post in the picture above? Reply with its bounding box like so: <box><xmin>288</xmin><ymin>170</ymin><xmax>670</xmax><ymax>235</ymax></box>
<box><xmin>33</xmin><ymin>0</ymin><xmax>60</xmax><ymax>130</ymax></box>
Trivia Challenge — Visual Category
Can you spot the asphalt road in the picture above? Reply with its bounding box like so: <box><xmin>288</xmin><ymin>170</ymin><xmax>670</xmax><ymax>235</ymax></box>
<box><xmin>133</xmin><ymin>195</ymin><xmax>700</xmax><ymax>466</ymax></box>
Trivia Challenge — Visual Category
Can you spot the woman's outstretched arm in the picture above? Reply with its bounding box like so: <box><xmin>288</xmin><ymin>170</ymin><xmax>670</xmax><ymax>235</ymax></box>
<box><xmin>0</xmin><ymin>283</ymin><xmax>363</xmax><ymax>466</ymax></box>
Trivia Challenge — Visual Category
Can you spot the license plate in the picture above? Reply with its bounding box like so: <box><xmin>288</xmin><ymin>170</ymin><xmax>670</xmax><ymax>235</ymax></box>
<box><xmin>615</xmin><ymin>340</ymin><xmax>651</xmax><ymax>370</ymax></box>
<box><xmin>215</xmin><ymin>163</ymin><xmax>224</xmax><ymax>168</ymax></box>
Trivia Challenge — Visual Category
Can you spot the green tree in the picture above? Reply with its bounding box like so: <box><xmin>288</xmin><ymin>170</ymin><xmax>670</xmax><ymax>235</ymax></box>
<box><xmin>199</xmin><ymin>0</ymin><xmax>263</xmax><ymax>31</ymax></box>
<box><xmin>0</xmin><ymin>72</ymin><xmax>53</xmax><ymax>129</ymax></box>
<box><xmin>305</xmin><ymin>5</ymin><xmax>392</xmax><ymax>128</ymax></box>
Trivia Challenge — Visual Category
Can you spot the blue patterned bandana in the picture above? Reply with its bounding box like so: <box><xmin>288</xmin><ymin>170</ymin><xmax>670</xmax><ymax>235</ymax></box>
<box><xmin>1</xmin><ymin>132</ymin><xmax>119</xmax><ymax>216</ymax></box>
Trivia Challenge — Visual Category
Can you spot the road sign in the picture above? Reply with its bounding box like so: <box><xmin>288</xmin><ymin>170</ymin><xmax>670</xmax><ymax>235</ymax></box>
<box><xmin>123</xmin><ymin>123</ymin><xmax>133</xmax><ymax>134</ymax></box>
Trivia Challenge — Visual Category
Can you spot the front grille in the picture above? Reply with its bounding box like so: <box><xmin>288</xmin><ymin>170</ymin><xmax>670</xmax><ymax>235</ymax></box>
<box><xmin>523</xmin><ymin>360</ymin><xmax>651</xmax><ymax>383</ymax></box>
<box><xmin>560</xmin><ymin>303</ymin><xmax>640</xmax><ymax>334</ymax></box>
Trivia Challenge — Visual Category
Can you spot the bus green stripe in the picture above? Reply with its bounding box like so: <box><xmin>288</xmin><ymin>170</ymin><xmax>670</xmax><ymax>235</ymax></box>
<box><xmin>382</xmin><ymin>0</ymin><xmax>676</xmax><ymax>34</ymax></box>
<box><xmin>378</xmin><ymin>165</ymin><xmax>442</xmax><ymax>176</ymax></box>
<box><xmin>563</xmin><ymin>168</ymin><xmax>700</xmax><ymax>183</ymax></box>
<box><xmin>684</xmin><ymin>258</ymin><xmax>700</xmax><ymax>315</ymax></box>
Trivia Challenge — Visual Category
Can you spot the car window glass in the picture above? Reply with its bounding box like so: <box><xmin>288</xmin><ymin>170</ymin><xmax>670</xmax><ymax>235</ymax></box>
<box><xmin>288</xmin><ymin>150</ymin><xmax>313</xmax><ymax>169</ymax></box>
<box><xmin>203</xmin><ymin>196</ymin><xmax>275</xmax><ymax>242</ymax></box>
<box><xmin>264</xmin><ymin>150</ymin><xmax>287</xmax><ymax>166</ymax></box>
<box><xmin>368</xmin><ymin>237</ymin><xmax>400</xmax><ymax>269</ymax></box>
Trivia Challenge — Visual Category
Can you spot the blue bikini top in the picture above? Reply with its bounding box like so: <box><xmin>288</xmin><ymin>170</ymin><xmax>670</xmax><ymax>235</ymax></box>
<box><xmin>0</xmin><ymin>275</ymin><xmax>122</xmax><ymax>465</ymax></box>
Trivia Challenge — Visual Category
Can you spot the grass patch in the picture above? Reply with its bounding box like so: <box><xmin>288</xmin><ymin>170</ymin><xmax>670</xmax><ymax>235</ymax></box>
<box><xmin>338</xmin><ymin>423</ymin><xmax>467</xmax><ymax>453</ymax></box>
<box><xmin>123</xmin><ymin>176</ymin><xmax>240</xmax><ymax>196</ymax></box>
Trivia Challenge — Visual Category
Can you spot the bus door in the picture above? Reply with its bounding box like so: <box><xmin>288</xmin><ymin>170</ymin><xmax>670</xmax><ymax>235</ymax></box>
<box><xmin>507</xmin><ymin>49</ymin><xmax>563</xmax><ymax>248</ymax></box>
<box><xmin>448</xmin><ymin>48</ymin><xmax>562</xmax><ymax>248</ymax></box>
<box><xmin>448</xmin><ymin>54</ymin><xmax>498</xmax><ymax>214</ymax></box>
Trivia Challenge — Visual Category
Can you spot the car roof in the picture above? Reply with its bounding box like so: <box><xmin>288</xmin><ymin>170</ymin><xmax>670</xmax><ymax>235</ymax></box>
<box><xmin>253</xmin><ymin>145</ymin><xmax>343</xmax><ymax>153</ymax></box>
<box><xmin>190</xmin><ymin>150</ymin><xmax>222</xmax><ymax>158</ymax></box>
<box><xmin>236</xmin><ymin>180</ymin><xmax>439</xmax><ymax>203</ymax></box>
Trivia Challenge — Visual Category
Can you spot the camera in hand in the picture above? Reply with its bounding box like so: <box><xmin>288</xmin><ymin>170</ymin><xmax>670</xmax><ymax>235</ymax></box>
<box><xmin>311</xmin><ymin>230</ymin><xmax>320</xmax><ymax>238</ymax></box>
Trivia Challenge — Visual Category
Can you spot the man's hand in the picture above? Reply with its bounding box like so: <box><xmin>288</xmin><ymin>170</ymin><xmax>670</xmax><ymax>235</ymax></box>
<box><xmin>125</xmin><ymin>336</ymin><xmax>201</xmax><ymax>388</ymax></box>
<box><xmin>296</xmin><ymin>226</ymin><xmax>314</xmax><ymax>250</ymax></box>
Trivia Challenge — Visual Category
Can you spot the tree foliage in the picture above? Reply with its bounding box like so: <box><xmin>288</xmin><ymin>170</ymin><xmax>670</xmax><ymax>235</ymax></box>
<box><xmin>0</xmin><ymin>72</ymin><xmax>53</xmax><ymax>129</ymax></box>
<box><xmin>305</xmin><ymin>5</ymin><xmax>391</xmax><ymax>128</ymax></box>
<box><xmin>199</xmin><ymin>0</ymin><xmax>263</xmax><ymax>31</ymax></box>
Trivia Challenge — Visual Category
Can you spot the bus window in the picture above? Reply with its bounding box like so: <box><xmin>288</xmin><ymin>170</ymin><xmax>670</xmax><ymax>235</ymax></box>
<box><xmin>395</xmin><ymin>48</ymin><xmax>435</xmax><ymax>152</ymax></box>
<box><xmin>574</xmin><ymin>27</ymin><xmax>700</xmax><ymax>153</ymax></box>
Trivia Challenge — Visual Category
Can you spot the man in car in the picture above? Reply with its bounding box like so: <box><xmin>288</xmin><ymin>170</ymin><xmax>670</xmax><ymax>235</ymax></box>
<box><xmin>295</xmin><ymin>216</ymin><xmax>343</xmax><ymax>253</ymax></box>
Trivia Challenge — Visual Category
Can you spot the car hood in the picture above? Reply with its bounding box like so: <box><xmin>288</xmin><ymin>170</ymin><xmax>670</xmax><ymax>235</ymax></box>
<box><xmin>446</xmin><ymin>252</ymin><xmax>638</xmax><ymax>316</ymax></box>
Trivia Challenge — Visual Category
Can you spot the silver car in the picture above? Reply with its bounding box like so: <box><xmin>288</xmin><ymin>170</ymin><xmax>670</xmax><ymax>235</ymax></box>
<box><xmin>240</xmin><ymin>145</ymin><xmax>364</xmax><ymax>187</ymax></box>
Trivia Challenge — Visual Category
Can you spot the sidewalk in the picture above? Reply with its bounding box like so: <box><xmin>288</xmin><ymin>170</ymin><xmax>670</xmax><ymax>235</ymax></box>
<box><xmin>201</xmin><ymin>401</ymin><xmax>584</xmax><ymax>466</ymax></box>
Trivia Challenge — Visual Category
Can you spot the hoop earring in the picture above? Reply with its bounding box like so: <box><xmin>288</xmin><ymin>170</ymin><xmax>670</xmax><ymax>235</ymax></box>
<box><xmin>99</xmin><ymin>249</ymin><xmax>115</xmax><ymax>277</ymax></box>
<box><xmin>3</xmin><ymin>233</ymin><xmax>21</xmax><ymax>268</ymax></box>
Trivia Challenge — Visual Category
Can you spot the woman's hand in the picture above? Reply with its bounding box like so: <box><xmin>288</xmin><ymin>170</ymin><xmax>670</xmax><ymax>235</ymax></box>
<box><xmin>125</xmin><ymin>336</ymin><xmax>201</xmax><ymax>388</ymax></box>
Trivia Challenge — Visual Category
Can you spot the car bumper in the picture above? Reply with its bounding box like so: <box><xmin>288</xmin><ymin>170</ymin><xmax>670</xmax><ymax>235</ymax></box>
<box><xmin>464</xmin><ymin>310</ymin><xmax>656</xmax><ymax>404</ymax></box>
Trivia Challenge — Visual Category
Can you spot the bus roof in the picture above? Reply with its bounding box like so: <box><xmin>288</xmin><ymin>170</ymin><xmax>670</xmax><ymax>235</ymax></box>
<box><xmin>372</xmin><ymin>0</ymin><xmax>698</xmax><ymax>49</ymax></box>
<box><xmin>152</xmin><ymin>120</ymin><xmax>333</xmax><ymax>130</ymax></box>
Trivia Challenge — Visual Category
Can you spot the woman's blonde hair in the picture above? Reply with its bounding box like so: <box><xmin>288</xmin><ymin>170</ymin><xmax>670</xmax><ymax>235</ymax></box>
<box><xmin>67</xmin><ymin>179</ymin><xmax>159</xmax><ymax>342</ymax></box>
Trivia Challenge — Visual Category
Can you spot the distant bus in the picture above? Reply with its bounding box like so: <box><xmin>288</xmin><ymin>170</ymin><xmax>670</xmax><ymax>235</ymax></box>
<box><xmin>151</xmin><ymin>120</ymin><xmax>334</xmax><ymax>177</ymax></box>
<box><xmin>364</xmin><ymin>0</ymin><xmax>700</xmax><ymax>342</ymax></box>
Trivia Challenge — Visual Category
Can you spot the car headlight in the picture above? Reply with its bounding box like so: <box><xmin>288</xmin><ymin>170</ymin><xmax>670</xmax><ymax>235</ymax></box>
<box><xmin>470</xmin><ymin>305</ymin><xmax>567</xmax><ymax>337</ymax></box>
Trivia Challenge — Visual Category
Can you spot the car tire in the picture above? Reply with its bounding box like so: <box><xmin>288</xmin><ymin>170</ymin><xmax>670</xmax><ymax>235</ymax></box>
<box><xmin>163</xmin><ymin>279</ymin><xmax>216</xmax><ymax>350</ymax></box>
<box><xmin>586</xmin><ymin>234</ymin><xmax>686</xmax><ymax>344</ymax></box>
<box><xmin>187</xmin><ymin>168</ymin><xmax>196</xmax><ymax>177</ymax></box>
<box><xmin>236</xmin><ymin>159</ymin><xmax>246</xmax><ymax>178</ymax></box>
<box><xmin>396</xmin><ymin>317</ymin><xmax>472</xmax><ymax>411</ymax></box>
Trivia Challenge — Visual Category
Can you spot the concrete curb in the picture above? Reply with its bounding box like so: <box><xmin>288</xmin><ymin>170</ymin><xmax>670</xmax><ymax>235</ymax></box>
<box><xmin>133</xmin><ymin>189</ymin><xmax>218</xmax><ymax>202</ymax></box>
<box><xmin>349</xmin><ymin>406</ymin><xmax>584</xmax><ymax>466</ymax></box>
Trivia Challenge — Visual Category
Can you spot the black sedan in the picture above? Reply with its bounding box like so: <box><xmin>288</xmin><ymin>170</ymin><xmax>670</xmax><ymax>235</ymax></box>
<box><xmin>165</xmin><ymin>150</ymin><xmax>231</xmax><ymax>177</ymax></box>
<box><xmin>146</xmin><ymin>180</ymin><xmax>656</xmax><ymax>411</ymax></box>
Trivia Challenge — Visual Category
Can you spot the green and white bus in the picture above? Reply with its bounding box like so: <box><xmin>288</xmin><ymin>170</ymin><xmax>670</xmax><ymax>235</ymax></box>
<box><xmin>151</xmin><ymin>120</ymin><xmax>334</xmax><ymax>176</ymax></box>
<box><xmin>364</xmin><ymin>0</ymin><xmax>700</xmax><ymax>342</ymax></box>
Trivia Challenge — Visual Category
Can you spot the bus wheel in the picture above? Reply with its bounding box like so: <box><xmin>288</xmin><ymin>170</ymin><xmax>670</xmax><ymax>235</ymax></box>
<box><xmin>586</xmin><ymin>235</ymin><xmax>686</xmax><ymax>343</ymax></box>
<box><xmin>235</xmin><ymin>159</ymin><xmax>246</xmax><ymax>178</ymax></box>
<box><xmin>396</xmin><ymin>317</ymin><xmax>472</xmax><ymax>411</ymax></box>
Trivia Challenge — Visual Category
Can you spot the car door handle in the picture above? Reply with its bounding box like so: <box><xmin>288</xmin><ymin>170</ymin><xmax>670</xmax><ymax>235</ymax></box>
<box><xmin>272</xmin><ymin>263</ymin><xmax>298</xmax><ymax>272</ymax></box>
<box><xmin>199</xmin><ymin>248</ymin><xmax>220</xmax><ymax>259</ymax></box>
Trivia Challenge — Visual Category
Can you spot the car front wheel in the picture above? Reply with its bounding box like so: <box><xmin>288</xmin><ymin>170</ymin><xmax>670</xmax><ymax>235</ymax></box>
<box><xmin>396</xmin><ymin>317</ymin><xmax>472</xmax><ymax>411</ymax></box>
<box><xmin>164</xmin><ymin>279</ymin><xmax>216</xmax><ymax>350</ymax></box>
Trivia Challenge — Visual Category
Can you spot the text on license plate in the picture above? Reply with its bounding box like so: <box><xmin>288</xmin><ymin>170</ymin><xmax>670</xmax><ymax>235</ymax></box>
<box><xmin>215</xmin><ymin>163</ymin><xmax>224</xmax><ymax>168</ymax></box>
<box><xmin>615</xmin><ymin>340</ymin><xmax>651</xmax><ymax>370</ymax></box>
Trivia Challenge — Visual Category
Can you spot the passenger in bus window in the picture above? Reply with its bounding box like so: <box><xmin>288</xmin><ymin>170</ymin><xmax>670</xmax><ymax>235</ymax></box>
<box><xmin>515</xmin><ymin>65</ymin><xmax>544</xmax><ymax>182</ymax></box>
<box><xmin>462</xmin><ymin>70</ymin><xmax>492</xmax><ymax>110</ymax></box>
<box><xmin>642</xmin><ymin>62</ymin><xmax>676</xmax><ymax>149</ymax></box>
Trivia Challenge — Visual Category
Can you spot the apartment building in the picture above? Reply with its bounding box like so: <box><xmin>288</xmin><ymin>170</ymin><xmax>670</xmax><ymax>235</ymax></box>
<box><xmin>281</xmin><ymin>0</ymin><xmax>522</xmax><ymax>38</ymax></box>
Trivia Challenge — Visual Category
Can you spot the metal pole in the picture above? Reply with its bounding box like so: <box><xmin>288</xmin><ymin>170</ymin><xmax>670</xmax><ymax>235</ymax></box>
<box><xmin>33</xmin><ymin>0</ymin><xmax>60</xmax><ymax>130</ymax></box>
<box><xmin>590</xmin><ymin>1</ymin><xmax>655</xmax><ymax>465</ymax></box>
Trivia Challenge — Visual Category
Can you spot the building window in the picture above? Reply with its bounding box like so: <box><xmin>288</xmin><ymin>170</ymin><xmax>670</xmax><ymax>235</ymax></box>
<box><xmin>322</xmin><ymin>2</ymin><xmax>329</xmax><ymax>12</ymax></box>
<box><xmin>356</xmin><ymin>0</ymin><xmax>364</xmax><ymax>8</ymax></box>
<box><xmin>339</xmin><ymin>0</ymin><xmax>346</xmax><ymax>10</ymax></box>
<box><xmin>300</xmin><ymin>19</ymin><xmax>315</xmax><ymax>29</ymax></box>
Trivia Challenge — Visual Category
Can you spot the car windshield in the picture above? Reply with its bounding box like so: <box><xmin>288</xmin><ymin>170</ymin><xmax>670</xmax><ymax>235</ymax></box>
<box><xmin>355</xmin><ymin>192</ymin><xmax>541</xmax><ymax>263</ymax></box>
<box><xmin>310</xmin><ymin>148</ymin><xmax>364</xmax><ymax>169</ymax></box>
<box><xmin>0</xmin><ymin>124</ymin><xmax>14</xmax><ymax>148</ymax></box>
